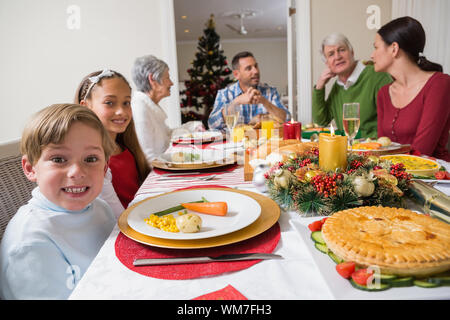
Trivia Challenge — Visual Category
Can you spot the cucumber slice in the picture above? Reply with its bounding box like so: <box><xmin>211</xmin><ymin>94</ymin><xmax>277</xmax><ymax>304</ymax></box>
<box><xmin>311</xmin><ymin>231</ymin><xmax>325</xmax><ymax>244</ymax></box>
<box><xmin>314</xmin><ymin>243</ymin><xmax>328</xmax><ymax>254</ymax></box>
<box><xmin>373</xmin><ymin>273</ymin><xmax>397</xmax><ymax>284</ymax></box>
<box><xmin>426</xmin><ymin>276</ymin><xmax>450</xmax><ymax>286</ymax></box>
<box><xmin>350</xmin><ymin>279</ymin><xmax>391</xmax><ymax>292</ymax></box>
<box><xmin>328</xmin><ymin>251</ymin><xmax>344</xmax><ymax>264</ymax></box>
<box><xmin>413</xmin><ymin>280</ymin><xmax>440</xmax><ymax>288</ymax></box>
<box><xmin>389</xmin><ymin>277</ymin><xmax>414</xmax><ymax>287</ymax></box>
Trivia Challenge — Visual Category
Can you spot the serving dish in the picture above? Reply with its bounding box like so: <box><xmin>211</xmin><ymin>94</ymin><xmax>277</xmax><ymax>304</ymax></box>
<box><xmin>380</xmin><ymin>154</ymin><xmax>440</xmax><ymax>177</ymax></box>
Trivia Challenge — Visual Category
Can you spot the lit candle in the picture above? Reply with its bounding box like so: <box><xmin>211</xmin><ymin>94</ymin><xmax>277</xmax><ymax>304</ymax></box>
<box><xmin>283</xmin><ymin>119</ymin><xmax>301</xmax><ymax>140</ymax></box>
<box><xmin>319</xmin><ymin>126</ymin><xmax>348</xmax><ymax>172</ymax></box>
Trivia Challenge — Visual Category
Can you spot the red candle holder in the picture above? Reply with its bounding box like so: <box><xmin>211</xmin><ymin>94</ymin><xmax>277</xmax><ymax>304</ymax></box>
<box><xmin>283</xmin><ymin>121</ymin><xmax>301</xmax><ymax>140</ymax></box>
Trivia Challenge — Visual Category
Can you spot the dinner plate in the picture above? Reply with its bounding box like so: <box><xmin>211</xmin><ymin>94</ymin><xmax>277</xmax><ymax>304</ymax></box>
<box><xmin>351</xmin><ymin>141</ymin><xmax>402</xmax><ymax>152</ymax></box>
<box><xmin>172</xmin><ymin>131</ymin><xmax>223</xmax><ymax>144</ymax></box>
<box><xmin>290</xmin><ymin>217</ymin><xmax>450</xmax><ymax>300</ymax></box>
<box><xmin>127</xmin><ymin>189</ymin><xmax>261</xmax><ymax>240</ymax></box>
<box><xmin>118</xmin><ymin>188</ymin><xmax>280</xmax><ymax>249</ymax></box>
<box><xmin>152</xmin><ymin>148</ymin><xmax>235</xmax><ymax>171</ymax></box>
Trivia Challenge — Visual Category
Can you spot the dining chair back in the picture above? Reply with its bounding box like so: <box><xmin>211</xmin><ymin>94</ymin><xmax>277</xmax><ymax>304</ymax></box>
<box><xmin>0</xmin><ymin>139</ymin><xmax>36</xmax><ymax>241</ymax></box>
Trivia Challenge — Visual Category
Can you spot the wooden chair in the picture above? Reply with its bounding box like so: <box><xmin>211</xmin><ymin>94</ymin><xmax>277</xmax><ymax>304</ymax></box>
<box><xmin>0</xmin><ymin>139</ymin><xmax>36</xmax><ymax>241</ymax></box>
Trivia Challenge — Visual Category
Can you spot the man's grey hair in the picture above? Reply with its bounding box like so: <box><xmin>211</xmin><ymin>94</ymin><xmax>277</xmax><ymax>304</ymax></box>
<box><xmin>320</xmin><ymin>33</ymin><xmax>354</xmax><ymax>62</ymax></box>
<box><xmin>131</xmin><ymin>55</ymin><xmax>168</xmax><ymax>93</ymax></box>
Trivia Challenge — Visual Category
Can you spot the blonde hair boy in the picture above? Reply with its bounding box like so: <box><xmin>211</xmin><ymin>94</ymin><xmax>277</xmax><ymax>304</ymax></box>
<box><xmin>0</xmin><ymin>104</ymin><xmax>116</xmax><ymax>300</ymax></box>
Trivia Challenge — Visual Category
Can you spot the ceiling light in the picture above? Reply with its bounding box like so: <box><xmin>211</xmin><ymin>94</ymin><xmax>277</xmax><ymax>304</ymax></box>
<box><xmin>184</xmin><ymin>29</ymin><xmax>190</xmax><ymax>33</ymax></box>
<box><xmin>181</xmin><ymin>15</ymin><xmax>187</xmax><ymax>19</ymax></box>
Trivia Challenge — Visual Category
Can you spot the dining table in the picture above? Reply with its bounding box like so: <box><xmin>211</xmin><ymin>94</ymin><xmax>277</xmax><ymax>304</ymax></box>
<box><xmin>69</xmin><ymin>136</ymin><xmax>450</xmax><ymax>301</ymax></box>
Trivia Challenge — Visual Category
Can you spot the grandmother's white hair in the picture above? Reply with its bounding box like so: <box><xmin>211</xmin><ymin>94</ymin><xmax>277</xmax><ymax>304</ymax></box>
<box><xmin>320</xmin><ymin>33</ymin><xmax>354</xmax><ymax>62</ymax></box>
<box><xmin>131</xmin><ymin>55</ymin><xmax>168</xmax><ymax>93</ymax></box>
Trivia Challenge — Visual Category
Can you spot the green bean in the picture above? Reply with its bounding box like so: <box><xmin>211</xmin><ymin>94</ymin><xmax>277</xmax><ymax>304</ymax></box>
<box><xmin>152</xmin><ymin>199</ymin><xmax>207</xmax><ymax>216</ymax></box>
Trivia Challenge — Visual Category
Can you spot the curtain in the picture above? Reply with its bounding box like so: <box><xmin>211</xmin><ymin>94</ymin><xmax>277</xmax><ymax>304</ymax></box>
<box><xmin>392</xmin><ymin>0</ymin><xmax>450</xmax><ymax>73</ymax></box>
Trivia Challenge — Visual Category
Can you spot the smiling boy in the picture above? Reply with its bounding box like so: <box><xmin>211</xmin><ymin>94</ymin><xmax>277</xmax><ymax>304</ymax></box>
<box><xmin>0</xmin><ymin>104</ymin><xmax>116</xmax><ymax>299</ymax></box>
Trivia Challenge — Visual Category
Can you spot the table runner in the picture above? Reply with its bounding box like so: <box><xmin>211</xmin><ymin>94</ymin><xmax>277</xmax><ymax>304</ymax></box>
<box><xmin>136</xmin><ymin>165</ymin><xmax>253</xmax><ymax>196</ymax></box>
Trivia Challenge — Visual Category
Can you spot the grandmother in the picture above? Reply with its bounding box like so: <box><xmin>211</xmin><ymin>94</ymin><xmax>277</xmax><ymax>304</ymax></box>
<box><xmin>312</xmin><ymin>33</ymin><xmax>392</xmax><ymax>139</ymax></box>
<box><xmin>132</xmin><ymin>55</ymin><xmax>205</xmax><ymax>163</ymax></box>
<box><xmin>131</xmin><ymin>55</ymin><xmax>175</xmax><ymax>163</ymax></box>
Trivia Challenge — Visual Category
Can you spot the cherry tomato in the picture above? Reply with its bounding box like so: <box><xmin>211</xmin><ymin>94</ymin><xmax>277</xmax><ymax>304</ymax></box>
<box><xmin>351</xmin><ymin>268</ymin><xmax>374</xmax><ymax>286</ymax></box>
<box><xmin>308</xmin><ymin>220</ymin><xmax>323</xmax><ymax>232</ymax></box>
<box><xmin>435</xmin><ymin>171</ymin><xmax>446</xmax><ymax>180</ymax></box>
<box><xmin>336</xmin><ymin>262</ymin><xmax>356</xmax><ymax>279</ymax></box>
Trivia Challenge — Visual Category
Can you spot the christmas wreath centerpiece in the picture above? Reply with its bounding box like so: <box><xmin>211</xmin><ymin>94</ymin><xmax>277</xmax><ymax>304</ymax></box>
<box><xmin>264</xmin><ymin>147</ymin><xmax>412</xmax><ymax>216</ymax></box>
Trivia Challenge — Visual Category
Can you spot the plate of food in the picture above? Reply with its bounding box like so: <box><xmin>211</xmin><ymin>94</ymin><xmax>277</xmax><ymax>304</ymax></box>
<box><xmin>152</xmin><ymin>148</ymin><xmax>235</xmax><ymax>170</ymax></box>
<box><xmin>380</xmin><ymin>154</ymin><xmax>441</xmax><ymax>177</ymax></box>
<box><xmin>126</xmin><ymin>189</ymin><xmax>261</xmax><ymax>240</ymax></box>
<box><xmin>351</xmin><ymin>136</ymin><xmax>401</xmax><ymax>152</ymax></box>
<box><xmin>291</xmin><ymin>206</ymin><xmax>450</xmax><ymax>299</ymax></box>
<box><xmin>172</xmin><ymin>130</ymin><xmax>223</xmax><ymax>144</ymax></box>
<box><xmin>118</xmin><ymin>188</ymin><xmax>280</xmax><ymax>249</ymax></box>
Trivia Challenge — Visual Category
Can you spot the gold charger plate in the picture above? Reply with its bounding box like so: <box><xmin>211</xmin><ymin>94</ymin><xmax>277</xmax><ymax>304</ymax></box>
<box><xmin>118</xmin><ymin>188</ymin><xmax>280</xmax><ymax>249</ymax></box>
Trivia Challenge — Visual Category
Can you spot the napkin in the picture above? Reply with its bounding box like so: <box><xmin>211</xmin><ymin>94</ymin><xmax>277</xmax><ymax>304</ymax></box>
<box><xmin>193</xmin><ymin>285</ymin><xmax>248</xmax><ymax>300</ymax></box>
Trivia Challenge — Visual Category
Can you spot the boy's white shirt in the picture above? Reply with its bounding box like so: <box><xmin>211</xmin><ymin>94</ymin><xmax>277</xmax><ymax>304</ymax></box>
<box><xmin>0</xmin><ymin>187</ymin><xmax>115</xmax><ymax>300</ymax></box>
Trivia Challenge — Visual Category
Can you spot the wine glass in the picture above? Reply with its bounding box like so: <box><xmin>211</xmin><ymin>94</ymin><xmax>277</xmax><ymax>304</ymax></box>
<box><xmin>224</xmin><ymin>104</ymin><xmax>240</xmax><ymax>142</ymax></box>
<box><xmin>342</xmin><ymin>103</ymin><xmax>360</xmax><ymax>148</ymax></box>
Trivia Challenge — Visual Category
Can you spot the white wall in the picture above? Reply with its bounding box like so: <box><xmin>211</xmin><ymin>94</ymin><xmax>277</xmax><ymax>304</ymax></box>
<box><xmin>177</xmin><ymin>38</ymin><xmax>288</xmax><ymax>96</ymax></box>
<box><xmin>0</xmin><ymin>0</ymin><xmax>179</xmax><ymax>143</ymax></box>
<box><xmin>311</xmin><ymin>0</ymin><xmax>392</xmax><ymax>92</ymax></box>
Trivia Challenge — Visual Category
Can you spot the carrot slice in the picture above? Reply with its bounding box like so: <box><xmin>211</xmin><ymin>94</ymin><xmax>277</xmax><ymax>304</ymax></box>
<box><xmin>353</xmin><ymin>142</ymin><xmax>382</xmax><ymax>150</ymax></box>
<box><xmin>181</xmin><ymin>202</ymin><xmax>228</xmax><ymax>216</ymax></box>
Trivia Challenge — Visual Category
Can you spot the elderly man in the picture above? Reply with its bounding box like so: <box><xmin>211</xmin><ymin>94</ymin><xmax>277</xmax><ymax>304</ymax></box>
<box><xmin>208</xmin><ymin>51</ymin><xmax>290</xmax><ymax>130</ymax></box>
<box><xmin>312</xmin><ymin>33</ymin><xmax>392</xmax><ymax>138</ymax></box>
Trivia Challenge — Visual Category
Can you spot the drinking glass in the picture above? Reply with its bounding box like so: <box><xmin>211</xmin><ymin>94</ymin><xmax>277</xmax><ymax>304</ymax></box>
<box><xmin>261</xmin><ymin>114</ymin><xmax>274</xmax><ymax>140</ymax></box>
<box><xmin>342</xmin><ymin>103</ymin><xmax>360</xmax><ymax>147</ymax></box>
<box><xmin>224</xmin><ymin>104</ymin><xmax>240</xmax><ymax>141</ymax></box>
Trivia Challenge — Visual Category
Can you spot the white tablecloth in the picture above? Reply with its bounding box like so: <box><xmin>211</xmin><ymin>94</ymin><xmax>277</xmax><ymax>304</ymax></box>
<box><xmin>69</xmin><ymin>174</ymin><xmax>450</xmax><ymax>300</ymax></box>
<box><xmin>69</xmin><ymin>186</ymin><xmax>337</xmax><ymax>300</ymax></box>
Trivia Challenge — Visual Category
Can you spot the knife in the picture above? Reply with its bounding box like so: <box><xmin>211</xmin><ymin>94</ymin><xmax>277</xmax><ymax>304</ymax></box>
<box><xmin>133</xmin><ymin>253</ymin><xmax>283</xmax><ymax>266</ymax></box>
<box><xmin>159</xmin><ymin>172</ymin><xmax>201</xmax><ymax>177</ymax></box>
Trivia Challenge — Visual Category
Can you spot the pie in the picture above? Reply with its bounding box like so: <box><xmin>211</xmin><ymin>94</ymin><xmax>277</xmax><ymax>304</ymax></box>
<box><xmin>321</xmin><ymin>206</ymin><xmax>450</xmax><ymax>277</ymax></box>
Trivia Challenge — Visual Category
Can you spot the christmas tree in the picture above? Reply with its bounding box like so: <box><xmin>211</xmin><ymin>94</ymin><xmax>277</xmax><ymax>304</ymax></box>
<box><xmin>180</xmin><ymin>14</ymin><xmax>234</xmax><ymax>127</ymax></box>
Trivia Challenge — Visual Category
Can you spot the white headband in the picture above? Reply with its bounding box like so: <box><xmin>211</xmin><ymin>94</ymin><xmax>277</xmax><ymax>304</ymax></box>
<box><xmin>83</xmin><ymin>69</ymin><xmax>115</xmax><ymax>100</ymax></box>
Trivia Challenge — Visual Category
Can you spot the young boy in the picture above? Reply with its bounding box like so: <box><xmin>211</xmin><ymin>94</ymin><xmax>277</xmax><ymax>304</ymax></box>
<box><xmin>0</xmin><ymin>104</ymin><xmax>116</xmax><ymax>299</ymax></box>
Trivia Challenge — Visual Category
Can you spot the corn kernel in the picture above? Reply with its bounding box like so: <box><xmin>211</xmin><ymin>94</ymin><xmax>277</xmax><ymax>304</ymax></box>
<box><xmin>145</xmin><ymin>214</ymin><xmax>179</xmax><ymax>233</ymax></box>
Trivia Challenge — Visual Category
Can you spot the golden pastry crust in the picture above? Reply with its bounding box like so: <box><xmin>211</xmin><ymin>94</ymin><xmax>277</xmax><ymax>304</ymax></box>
<box><xmin>321</xmin><ymin>206</ymin><xmax>450</xmax><ymax>277</ymax></box>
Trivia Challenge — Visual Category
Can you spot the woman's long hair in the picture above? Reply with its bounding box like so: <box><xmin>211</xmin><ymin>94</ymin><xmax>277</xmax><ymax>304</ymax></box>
<box><xmin>75</xmin><ymin>70</ymin><xmax>151</xmax><ymax>184</ymax></box>
<box><xmin>378</xmin><ymin>16</ymin><xmax>442</xmax><ymax>72</ymax></box>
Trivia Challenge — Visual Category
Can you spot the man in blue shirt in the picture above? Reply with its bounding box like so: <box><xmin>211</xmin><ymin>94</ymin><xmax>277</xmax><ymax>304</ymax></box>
<box><xmin>208</xmin><ymin>51</ymin><xmax>290</xmax><ymax>130</ymax></box>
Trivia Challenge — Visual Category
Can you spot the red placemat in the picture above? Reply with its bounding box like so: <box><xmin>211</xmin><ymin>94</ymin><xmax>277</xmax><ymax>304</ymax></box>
<box><xmin>115</xmin><ymin>222</ymin><xmax>280</xmax><ymax>280</ymax></box>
